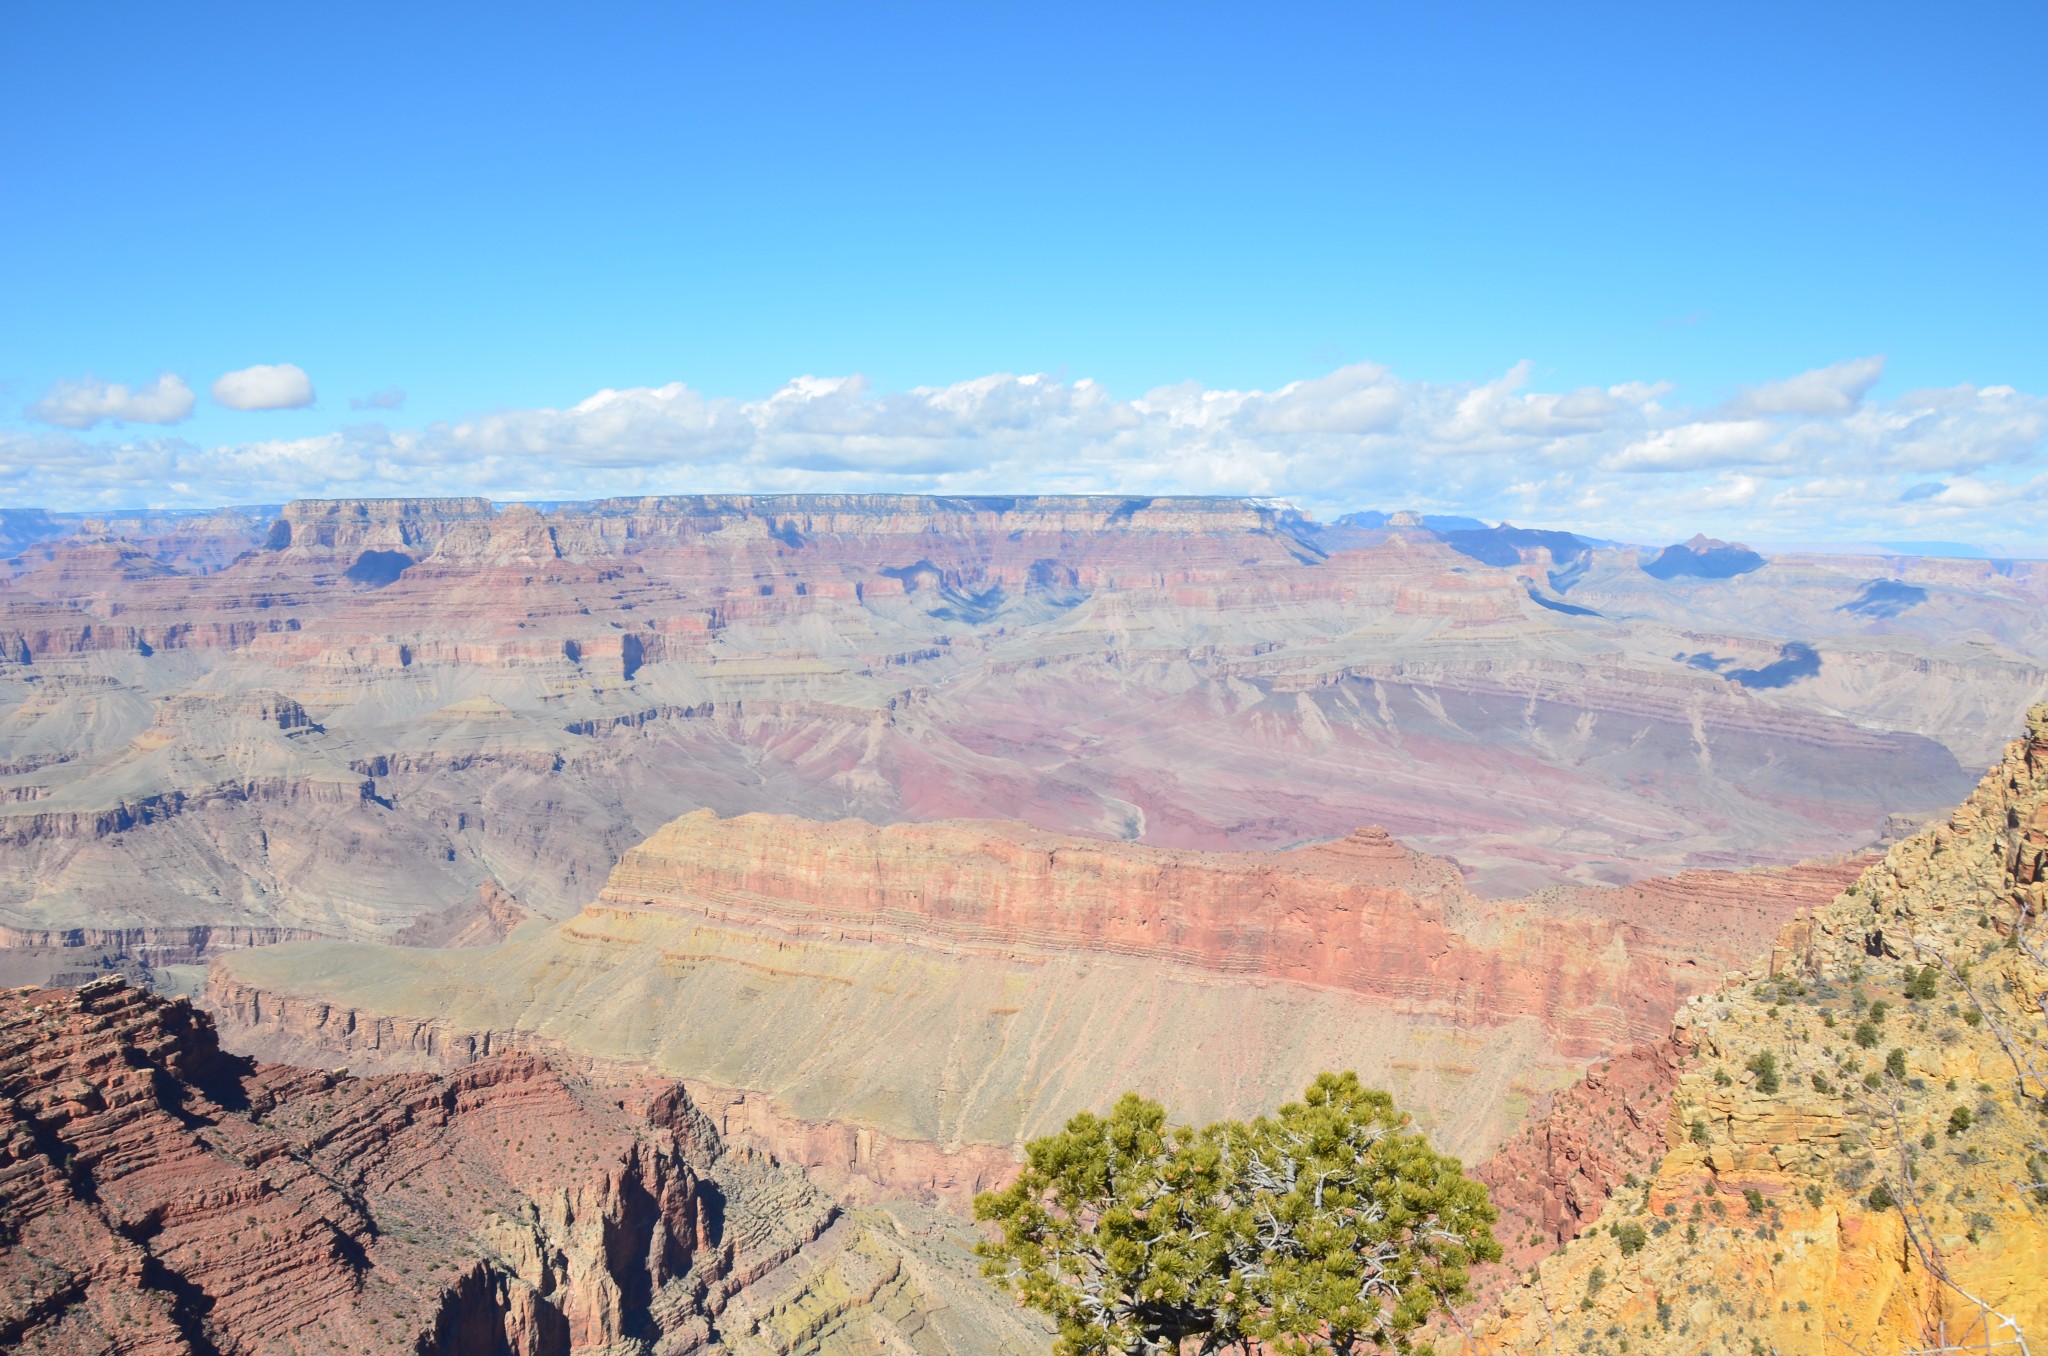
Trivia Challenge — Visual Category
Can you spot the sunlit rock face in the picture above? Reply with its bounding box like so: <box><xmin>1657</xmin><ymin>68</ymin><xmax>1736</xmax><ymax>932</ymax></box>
<box><xmin>1467</xmin><ymin>706</ymin><xmax>2048</xmax><ymax>1356</ymax></box>
<box><xmin>1</xmin><ymin>494</ymin><xmax>2028</xmax><ymax>968</ymax></box>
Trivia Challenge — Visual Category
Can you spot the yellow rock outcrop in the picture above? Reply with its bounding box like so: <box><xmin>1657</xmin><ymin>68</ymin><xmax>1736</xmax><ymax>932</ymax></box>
<box><xmin>1468</xmin><ymin>706</ymin><xmax>2048</xmax><ymax>1355</ymax></box>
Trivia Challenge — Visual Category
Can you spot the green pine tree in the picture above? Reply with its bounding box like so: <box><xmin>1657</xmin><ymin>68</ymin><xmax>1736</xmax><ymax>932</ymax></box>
<box><xmin>974</xmin><ymin>1073</ymin><xmax>1500</xmax><ymax>1356</ymax></box>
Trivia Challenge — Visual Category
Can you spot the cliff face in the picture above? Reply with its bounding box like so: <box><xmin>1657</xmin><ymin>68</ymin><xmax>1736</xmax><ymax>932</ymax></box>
<box><xmin>274</xmin><ymin>496</ymin><xmax>497</xmax><ymax>554</ymax></box>
<box><xmin>0</xmin><ymin>977</ymin><xmax>1045</xmax><ymax>1356</ymax></box>
<box><xmin>1448</xmin><ymin>863</ymin><xmax>1898</xmax><ymax>1309</ymax></box>
<box><xmin>1</xmin><ymin>493</ymin><xmax>2017</xmax><ymax>978</ymax></box>
<box><xmin>1471</xmin><ymin>706</ymin><xmax>2048</xmax><ymax>1355</ymax></box>
<box><xmin>1474</xmin><ymin>1037</ymin><xmax>1684</xmax><ymax>1272</ymax></box>
<box><xmin>600</xmin><ymin>812</ymin><xmax>1870</xmax><ymax>1059</ymax></box>
<box><xmin>205</xmin><ymin>811</ymin><xmax>1863</xmax><ymax>1184</ymax></box>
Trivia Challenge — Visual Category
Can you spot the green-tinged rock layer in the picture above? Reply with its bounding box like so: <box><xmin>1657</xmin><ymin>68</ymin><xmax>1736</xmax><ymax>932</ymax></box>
<box><xmin>213</xmin><ymin>904</ymin><xmax>1568</xmax><ymax>1175</ymax></box>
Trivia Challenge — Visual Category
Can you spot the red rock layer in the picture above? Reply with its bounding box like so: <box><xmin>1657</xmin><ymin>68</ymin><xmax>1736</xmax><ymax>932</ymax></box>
<box><xmin>0</xmin><ymin>978</ymin><xmax>836</xmax><ymax>1355</ymax></box>
<box><xmin>597</xmin><ymin>811</ymin><xmax>1868</xmax><ymax>1057</ymax></box>
<box><xmin>1472</xmin><ymin>1037</ymin><xmax>1685</xmax><ymax>1268</ymax></box>
<box><xmin>1536</xmin><ymin>857</ymin><xmax>1875</xmax><ymax>964</ymax></box>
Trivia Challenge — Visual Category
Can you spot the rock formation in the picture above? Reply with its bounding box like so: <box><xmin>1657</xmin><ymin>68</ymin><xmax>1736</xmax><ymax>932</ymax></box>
<box><xmin>7</xmin><ymin>494</ymin><xmax>2036</xmax><ymax>987</ymax></box>
<box><xmin>1471</xmin><ymin>1039</ymin><xmax>1681</xmax><ymax>1274</ymax></box>
<box><xmin>394</xmin><ymin>881</ymin><xmax>533</xmax><ymax>948</ymax></box>
<box><xmin>1453</xmin><ymin>867</ymin><xmax>1897</xmax><ymax>1301</ymax></box>
<box><xmin>204</xmin><ymin>812</ymin><xmax>1865</xmax><ymax>1186</ymax></box>
<box><xmin>0</xmin><ymin>976</ymin><xmax>1046</xmax><ymax>1356</ymax></box>
<box><xmin>1467</xmin><ymin>705</ymin><xmax>2048</xmax><ymax>1355</ymax></box>
<box><xmin>1640</xmin><ymin>533</ymin><xmax>1766</xmax><ymax>580</ymax></box>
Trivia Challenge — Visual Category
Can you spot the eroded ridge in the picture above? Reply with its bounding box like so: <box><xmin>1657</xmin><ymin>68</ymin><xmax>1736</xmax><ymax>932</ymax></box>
<box><xmin>0</xmin><ymin>977</ymin><xmax>1043</xmax><ymax>1356</ymax></box>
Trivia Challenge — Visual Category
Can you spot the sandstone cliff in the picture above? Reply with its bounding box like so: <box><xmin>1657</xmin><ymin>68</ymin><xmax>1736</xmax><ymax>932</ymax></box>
<box><xmin>1468</xmin><ymin>705</ymin><xmax>2048</xmax><ymax>1355</ymax></box>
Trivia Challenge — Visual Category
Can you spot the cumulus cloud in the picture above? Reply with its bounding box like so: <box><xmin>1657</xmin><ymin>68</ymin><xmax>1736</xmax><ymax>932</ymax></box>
<box><xmin>1605</xmin><ymin>419</ymin><xmax>1779</xmax><ymax>472</ymax></box>
<box><xmin>1728</xmin><ymin>355</ymin><xmax>1886</xmax><ymax>416</ymax></box>
<box><xmin>1693</xmin><ymin>474</ymin><xmax>1762</xmax><ymax>510</ymax></box>
<box><xmin>212</xmin><ymin>363</ymin><xmax>315</xmax><ymax>411</ymax></box>
<box><xmin>5</xmin><ymin>357</ymin><xmax>2047</xmax><ymax>548</ymax></box>
<box><xmin>1237</xmin><ymin>365</ymin><xmax>1406</xmax><ymax>435</ymax></box>
<box><xmin>26</xmin><ymin>373</ymin><xmax>194</xmax><ymax>429</ymax></box>
<box><xmin>349</xmin><ymin>386</ymin><xmax>406</xmax><ymax>411</ymax></box>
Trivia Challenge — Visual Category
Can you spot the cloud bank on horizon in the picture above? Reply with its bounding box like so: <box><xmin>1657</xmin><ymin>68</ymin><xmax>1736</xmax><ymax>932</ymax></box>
<box><xmin>5</xmin><ymin>355</ymin><xmax>2044</xmax><ymax>548</ymax></box>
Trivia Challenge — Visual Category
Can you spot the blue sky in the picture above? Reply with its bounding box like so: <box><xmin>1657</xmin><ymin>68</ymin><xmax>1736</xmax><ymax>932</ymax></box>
<box><xmin>3</xmin><ymin>3</ymin><xmax>2044</xmax><ymax>544</ymax></box>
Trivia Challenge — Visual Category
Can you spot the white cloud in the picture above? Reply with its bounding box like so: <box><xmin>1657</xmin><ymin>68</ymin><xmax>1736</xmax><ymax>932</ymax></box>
<box><xmin>1605</xmin><ymin>420</ymin><xmax>1778</xmax><ymax>472</ymax></box>
<box><xmin>5</xmin><ymin>357</ymin><xmax>2046</xmax><ymax>548</ymax></box>
<box><xmin>1238</xmin><ymin>365</ymin><xmax>1405</xmax><ymax>435</ymax></box>
<box><xmin>1857</xmin><ymin>382</ymin><xmax>2046</xmax><ymax>474</ymax></box>
<box><xmin>1728</xmin><ymin>355</ymin><xmax>1886</xmax><ymax>416</ymax></box>
<box><xmin>25</xmin><ymin>373</ymin><xmax>194</xmax><ymax>429</ymax></box>
<box><xmin>1930</xmin><ymin>478</ymin><xmax>2013</xmax><ymax>510</ymax></box>
<box><xmin>1694</xmin><ymin>474</ymin><xmax>1762</xmax><ymax>509</ymax></box>
<box><xmin>213</xmin><ymin>363</ymin><xmax>315</xmax><ymax>411</ymax></box>
<box><xmin>1608</xmin><ymin>380</ymin><xmax>1676</xmax><ymax>405</ymax></box>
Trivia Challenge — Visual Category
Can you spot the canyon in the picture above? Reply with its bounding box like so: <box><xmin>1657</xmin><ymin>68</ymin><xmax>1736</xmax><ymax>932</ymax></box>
<box><xmin>4</xmin><ymin>494</ymin><xmax>2039</xmax><ymax>977</ymax></box>
<box><xmin>205</xmin><ymin>813</ymin><xmax>1868</xmax><ymax>1173</ymax></box>
<box><xmin>4</xmin><ymin>496</ymin><xmax>2048</xmax><ymax>1352</ymax></box>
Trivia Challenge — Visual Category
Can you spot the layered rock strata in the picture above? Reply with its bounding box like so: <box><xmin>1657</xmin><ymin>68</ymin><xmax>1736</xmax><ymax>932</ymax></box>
<box><xmin>393</xmin><ymin>881</ymin><xmax>534</xmax><ymax>948</ymax></box>
<box><xmin>207</xmin><ymin>813</ymin><xmax>1867</xmax><ymax>1184</ymax></box>
<box><xmin>2</xmin><ymin>494</ymin><xmax>2020</xmax><ymax>975</ymax></box>
<box><xmin>0</xmin><ymin>977</ymin><xmax>1045</xmax><ymax>1356</ymax></box>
